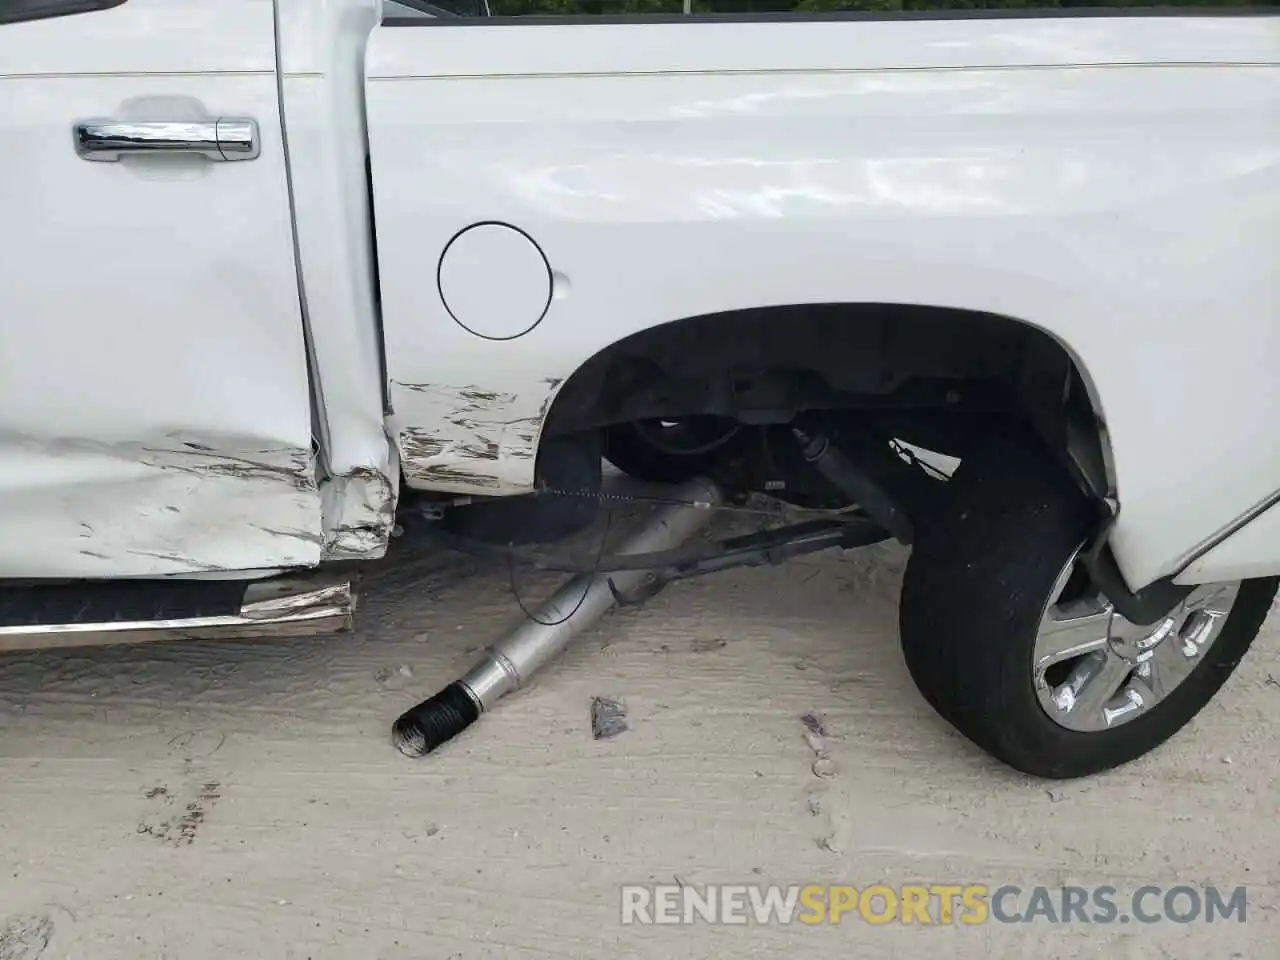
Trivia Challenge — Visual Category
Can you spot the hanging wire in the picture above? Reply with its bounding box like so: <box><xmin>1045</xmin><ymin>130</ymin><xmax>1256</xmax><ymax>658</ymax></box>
<box><xmin>506</xmin><ymin>503</ymin><xmax>616</xmax><ymax>627</ymax></box>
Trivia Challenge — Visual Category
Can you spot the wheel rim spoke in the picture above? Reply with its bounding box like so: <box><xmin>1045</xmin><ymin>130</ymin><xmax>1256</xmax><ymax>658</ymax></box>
<box><xmin>1102</xmin><ymin>674</ymin><xmax>1156</xmax><ymax>727</ymax></box>
<box><xmin>1053</xmin><ymin>650</ymin><xmax>1132</xmax><ymax>724</ymax></box>
<box><xmin>1145</xmin><ymin>634</ymin><xmax>1198</xmax><ymax>701</ymax></box>
<box><xmin>1034</xmin><ymin>603</ymin><xmax>1112</xmax><ymax>673</ymax></box>
<box><xmin>1030</xmin><ymin>556</ymin><xmax>1242</xmax><ymax>733</ymax></box>
<box><xmin>1184</xmin><ymin>582</ymin><xmax>1239</xmax><ymax>619</ymax></box>
<box><xmin>1144</xmin><ymin>586</ymin><xmax>1235</xmax><ymax>698</ymax></box>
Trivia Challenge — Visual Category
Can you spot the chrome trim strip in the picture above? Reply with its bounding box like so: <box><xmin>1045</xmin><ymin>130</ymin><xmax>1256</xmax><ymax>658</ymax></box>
<box><xmin>0</xmin><ymin>574</ymin><xmax>354</xmax><ymax>652</ymax></box>
<box><xmin>1171</xmin><ymin>487</ymin><xmax>1280</xmax><ymax>581</ymax></box>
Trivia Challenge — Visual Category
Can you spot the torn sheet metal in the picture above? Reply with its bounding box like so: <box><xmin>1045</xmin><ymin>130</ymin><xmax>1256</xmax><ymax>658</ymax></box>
<box><xmin>320</xmin><ymin>460</ymin><xmax>400</xmax><ymax>562</ymax></box>
<box><xmin>0</xmin><ymin>569</ymin><xmax>355</xmax><ymax>652</ymax></box>
<box><xmin>390</xmin><ymin>379</ymin><xmax>561</xmax><ymax>495</ymax></box>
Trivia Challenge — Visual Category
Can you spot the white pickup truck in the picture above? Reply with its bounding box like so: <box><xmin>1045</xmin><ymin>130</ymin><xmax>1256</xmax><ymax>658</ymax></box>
<box><xmin>1</xmin><ymin>0</ymin><xmax>1276</xmax><ymax>778</ymax></box>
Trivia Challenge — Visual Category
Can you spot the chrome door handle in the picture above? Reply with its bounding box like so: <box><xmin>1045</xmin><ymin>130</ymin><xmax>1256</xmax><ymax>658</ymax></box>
<box><xmin>73</xmin><ymin>118</ymin><xmax>260</xmax><ymax>162</ymax></box>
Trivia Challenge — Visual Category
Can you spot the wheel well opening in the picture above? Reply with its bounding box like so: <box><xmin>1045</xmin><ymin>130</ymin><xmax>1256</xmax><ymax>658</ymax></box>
<box><xmin>542</xmin><ymin>302</ymin><xmax>1113</xmax><ymax>499</ymax></box>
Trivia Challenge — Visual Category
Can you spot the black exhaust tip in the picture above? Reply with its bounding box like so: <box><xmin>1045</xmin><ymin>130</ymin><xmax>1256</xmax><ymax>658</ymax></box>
<box><xmin>392</xmin><ymin>681</ymin><xmax>481</xmax><ymax>758</ymax></box>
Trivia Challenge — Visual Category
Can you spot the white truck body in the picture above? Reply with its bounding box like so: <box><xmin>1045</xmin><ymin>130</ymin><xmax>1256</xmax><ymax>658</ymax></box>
<box><xmin>1</xmin><ymin>0</ymin><xmax>1277</xmax><ymax>591</ymax></box>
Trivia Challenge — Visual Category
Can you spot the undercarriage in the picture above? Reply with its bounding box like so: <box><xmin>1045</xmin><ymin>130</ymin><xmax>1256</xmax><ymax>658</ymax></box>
<box><xmin>1</xmin><ymin>413</ymin><xmax>1274</xmax><ymax>782</ymax></box>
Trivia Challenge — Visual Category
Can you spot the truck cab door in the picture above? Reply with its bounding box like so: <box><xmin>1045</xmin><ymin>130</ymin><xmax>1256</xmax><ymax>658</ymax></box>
<box><xmin>0</xmin><ymin>0</ymin><xmax>321</xmax><ymax>577</ymax></box>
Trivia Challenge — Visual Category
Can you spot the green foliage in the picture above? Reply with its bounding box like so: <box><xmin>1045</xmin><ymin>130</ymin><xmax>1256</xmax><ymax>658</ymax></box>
<box><xmin>485</xmin><ymin>0</ymin><xmax>1264</xmax><ymax>13</ymax></box>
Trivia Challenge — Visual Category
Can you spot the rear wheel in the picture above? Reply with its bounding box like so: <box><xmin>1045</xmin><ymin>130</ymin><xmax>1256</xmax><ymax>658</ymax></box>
<box><xmin>900</xmin><ymin>432</ymin><xmax>1277</xmax><ymax>779</ymax></box>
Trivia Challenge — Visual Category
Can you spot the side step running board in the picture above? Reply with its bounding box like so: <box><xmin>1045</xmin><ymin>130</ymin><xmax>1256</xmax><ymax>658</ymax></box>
<box><xmin>0</xmin><ymin>572</ymin><xmax>355</xmax><ymax>653</ymax></box>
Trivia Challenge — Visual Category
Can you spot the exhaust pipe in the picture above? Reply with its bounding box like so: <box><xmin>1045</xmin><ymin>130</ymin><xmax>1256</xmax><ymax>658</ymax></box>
<box><xmin>393</xmin><ymin>476</ymin><xmax>722</xmax><ymax>757</ymax></box>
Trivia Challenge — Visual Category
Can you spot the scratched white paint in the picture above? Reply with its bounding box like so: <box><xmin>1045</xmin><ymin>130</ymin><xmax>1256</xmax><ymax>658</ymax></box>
<box><xmin>365</xmin><ymin>15</ymin><xmax>1280</xmax><ymax>588</ymax></box>
<box><xmin>3</xmin><ymin>3</ymin><xmax>1276</xmax><ymax>590</ymax></box>
<box><xmin>0</xmin><ymin>442</ymin><xmax>320</xmax><ymax>578</ymax></box>
<box><xmin>320</xmin><ymin>462</ymin><xmax>400</xmax><ymax>561</ymax></box>
<box><xmin>390</xmin><ymin>381</ymin><xmax>547</xmax><ymax>495</ymax></box>
<box><xmin>0</xmin><ymin>0</ymin><xmax>321</xmax><ymax>577</ymax></box>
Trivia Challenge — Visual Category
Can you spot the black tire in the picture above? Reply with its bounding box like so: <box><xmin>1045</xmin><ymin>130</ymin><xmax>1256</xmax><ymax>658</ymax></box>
<box><xmin>602</xmin><ymin>418</ymin><xmax>742</xmax><ymax>483</ymax></box>
<box><xmin>900</xmin><ymin>432</ymin><xmax>1278</xmax><ymax>779</ymax></box>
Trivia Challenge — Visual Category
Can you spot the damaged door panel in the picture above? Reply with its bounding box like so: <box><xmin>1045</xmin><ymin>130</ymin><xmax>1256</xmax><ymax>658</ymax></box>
<box><xmin>0</xmin><ymin>0</ymin><xmax>323</xmax><ymax>577</ymax></box>
<box><xmin>0</xmin><ymin>438</ymin><xmax>322</xmax><ymax>579</ymax></box>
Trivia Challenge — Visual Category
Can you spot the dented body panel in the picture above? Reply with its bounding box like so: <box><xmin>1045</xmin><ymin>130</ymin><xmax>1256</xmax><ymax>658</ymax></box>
<box><xmin>0</xmin><ymin>440</ymin><xmax>321</xmax><ymax>579</ymax></box>
<box><xmin>320</xmin><ymin>462</ymin><xmax>399</xmax><ymax>561</ymax></box>
<box><xmin>0</xmin><ymin>0</ymin><xmax>323</xmax><ymax>578</ymax></box>
<box><xmin>391</xmin><ymin>381</ymin><xmax>552</xmax><ymax>495</ymax></box>
<box><xmin>3</xmin><ymin>1</ymin><xmax>1277</xmax><ymax>596</ymax></box>
<box><xmin>278</xmin><ymin>0</ymin><xmax>400</xmax><ymax>562</ymax></box>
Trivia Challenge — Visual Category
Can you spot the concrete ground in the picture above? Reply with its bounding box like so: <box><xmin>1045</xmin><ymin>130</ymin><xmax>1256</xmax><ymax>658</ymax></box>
<box><xmin>1</xmin><ymin>520</ymin><xmax>1276</xmax><ymax>959</ymax></box>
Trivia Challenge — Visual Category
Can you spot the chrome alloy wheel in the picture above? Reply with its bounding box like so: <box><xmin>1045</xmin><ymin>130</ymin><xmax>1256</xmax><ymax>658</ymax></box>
<box><xmin>1032</xmin><ymin>552</ymin><xmax>1242</xmax><ymax>733</ymax></box>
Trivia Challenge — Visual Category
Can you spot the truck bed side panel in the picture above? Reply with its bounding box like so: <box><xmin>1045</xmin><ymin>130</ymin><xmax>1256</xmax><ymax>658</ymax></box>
<box><xmin>365</xmin><ymin>16</ymin><xmax>1280</xmax><ymax>588</ymax></box>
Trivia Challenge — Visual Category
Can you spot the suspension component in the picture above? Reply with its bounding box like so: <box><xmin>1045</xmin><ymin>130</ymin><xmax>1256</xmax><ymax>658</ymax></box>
<box><xmin>791</xmin><ymin>426</ymin><xmax>915</xmax><ymax>544</ymax></box>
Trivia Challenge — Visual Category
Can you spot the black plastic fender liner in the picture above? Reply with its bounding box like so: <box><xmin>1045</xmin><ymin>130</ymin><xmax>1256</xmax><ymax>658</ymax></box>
<box><xmin>1081</xmin><ymin>528</ymin><xmax>1194</xmax><ymax>627</ymax></box>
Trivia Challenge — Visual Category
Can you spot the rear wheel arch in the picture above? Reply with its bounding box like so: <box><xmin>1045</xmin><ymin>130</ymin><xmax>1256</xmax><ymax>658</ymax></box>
<box><xmin>538</xmin><ymin>301</ymin><xmax>1116</xmax><ymax>502</ymax></box>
